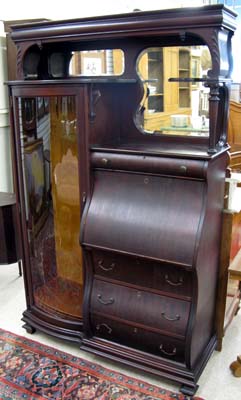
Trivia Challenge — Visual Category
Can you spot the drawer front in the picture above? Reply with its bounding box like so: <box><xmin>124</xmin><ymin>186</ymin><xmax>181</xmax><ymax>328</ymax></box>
<box><xmin>92</xmin><ymin>250</ymin><xmax>192</xmax><ymax>299</ymax></box>
<box><xmin>91</xmin><ymin>280</ymin><xmax>190</xmax><ymax>336</ymax></box>
<box><xmin>91</xmin><ymin>313</ymin><xmax>185</xmax><ymax>362</ymax></box>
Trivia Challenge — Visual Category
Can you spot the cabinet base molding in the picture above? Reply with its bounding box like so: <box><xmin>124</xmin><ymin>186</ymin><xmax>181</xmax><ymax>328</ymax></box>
<box><xmin>22</xmin><ymin>310</ymin><xmax>83</xmax><ymax>343</ymax></box>
<box><xmin>82</xmin><ymin>335</ymin><xmax>217</xmax><ymax>396</ymax></box>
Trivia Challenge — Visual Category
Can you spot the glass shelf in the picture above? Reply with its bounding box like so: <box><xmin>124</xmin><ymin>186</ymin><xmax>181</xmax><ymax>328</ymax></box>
<box><xmin>160</xmin><ymin>126</ymin><xmax>209</xmax><ymax>136</ymax></box>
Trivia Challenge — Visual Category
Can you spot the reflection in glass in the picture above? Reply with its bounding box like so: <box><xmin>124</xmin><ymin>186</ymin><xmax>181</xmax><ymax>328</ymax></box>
<box><xmin>20</xmin><ymin>96</ymin><xmax>83</xmax><ymax>319</ymax></box>
<box><xmin>136</xmin><ymin>45</ymin><xmax>212</xmax><ymax>136</ymax></box>
<box><xmin>69</xmin><ymin>49</ymin><xmax>124</xmax><ymax>76</ymax></box>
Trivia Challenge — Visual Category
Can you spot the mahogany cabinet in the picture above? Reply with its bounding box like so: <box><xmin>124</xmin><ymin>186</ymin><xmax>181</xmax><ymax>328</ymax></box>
<box><xmin>7</xmin><ymin>4</ymin><xmax>236</xmax><ymax>396</ymax></box>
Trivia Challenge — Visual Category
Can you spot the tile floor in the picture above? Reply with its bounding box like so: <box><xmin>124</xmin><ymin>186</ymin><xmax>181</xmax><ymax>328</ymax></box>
<box><xmin>0</xmin><ymin>263</ymin><xmax>240</xmax><ymax>400</ymax></box>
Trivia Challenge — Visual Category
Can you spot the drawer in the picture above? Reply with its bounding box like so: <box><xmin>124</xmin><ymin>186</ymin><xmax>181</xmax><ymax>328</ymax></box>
<box><xmin>92</xmin><ymin>250</ymin><xmax>192</xmax><ymax>299</ymax></box>
<box><xmin>91</xmin><ymin>280</ymin><xmax>190</xmax><ymax>336</ymax></box>
<box><xmin>90</xmin><ymin>313</ymin><xmax>185</xmax><ymax>363</ymax></box>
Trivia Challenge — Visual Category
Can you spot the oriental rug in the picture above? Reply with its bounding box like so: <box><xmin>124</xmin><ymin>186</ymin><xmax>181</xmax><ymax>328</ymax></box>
<box><xmin>0</xmin><ymin>328</ymin><xmax>204</xmax><ymax>400</ymax></box>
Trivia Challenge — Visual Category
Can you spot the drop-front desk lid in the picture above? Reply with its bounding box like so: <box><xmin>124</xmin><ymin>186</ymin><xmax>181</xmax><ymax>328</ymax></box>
<box><xmin>81</xmin><ymin>170</ymin><xmax>205</xmax><ymax>269</ymax></box>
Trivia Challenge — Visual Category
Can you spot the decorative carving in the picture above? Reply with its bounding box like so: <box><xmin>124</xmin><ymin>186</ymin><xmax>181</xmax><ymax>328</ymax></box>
<box><xmin>16</xmin><ymin>45</ymin><xmax>24</xmax><ymax>80</ymax></box>
<box><xmin>207</xmin><ymin>81</ymin><xmax>221</xmax><ymax>153</ymax></box>
<box><xmin>89</xmin><ymin>86</ymin><xmax>101</xmax><ymax>123</ymax></box>
<box><xmin>208</xmin><ymin>29</ymin><xmax>220</xmax><ymax>78</ymax></box>
<box><xmin>218</xmin><ymin>83</ymin><xmax>230</xmax><ymax>148</ymax></box>
<box><xmin>17</xmin><ymin>42</ymin><xmax>42</xmax><ymax>80</ymax></box>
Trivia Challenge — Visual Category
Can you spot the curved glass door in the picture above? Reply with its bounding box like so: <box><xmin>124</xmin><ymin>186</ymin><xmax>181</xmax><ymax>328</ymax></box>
<box><xmin>19</xmin><ymin>95</ymin><xmax>83</xmax><ymax>319</ymax></box>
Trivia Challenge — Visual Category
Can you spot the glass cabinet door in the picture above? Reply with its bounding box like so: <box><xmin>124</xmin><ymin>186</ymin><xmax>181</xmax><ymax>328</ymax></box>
<box><xmin>16</xmin><ymin>94</ymin><xmax>84</xmax><ymax>321</ymax></box>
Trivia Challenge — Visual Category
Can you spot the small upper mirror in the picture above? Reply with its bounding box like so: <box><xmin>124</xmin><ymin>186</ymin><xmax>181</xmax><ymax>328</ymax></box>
<box><xmin>136</xmin><ymin>45</ymin><xmax>212</xmax><ymax>136</ymax></box>
<box><xmin>69</xmin><ymin>49</ymin><xmax>124</xmax><ymax>76</ymax></box>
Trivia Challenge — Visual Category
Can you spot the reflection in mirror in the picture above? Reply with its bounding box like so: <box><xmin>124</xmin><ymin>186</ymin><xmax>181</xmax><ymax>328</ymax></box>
<box><xmin>19</xmin><ymin>96</ymin><xmax>83</xmax><ymax>319</ymax></box>
<box><xmin>69</xmin><ymin>49</ymin><xmax>124</xmax><ymax>76</ymax></box>
<box><xmin>136</xmin><ymin>45</ymin><xmax>212</xmax><ymax>136</ymax></box>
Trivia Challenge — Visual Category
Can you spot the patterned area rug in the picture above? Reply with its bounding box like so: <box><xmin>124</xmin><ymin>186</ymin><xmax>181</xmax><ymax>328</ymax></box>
<box><xmin>0</xmin><ymin>328</ymin><xmax>204</xmax><ymax>400</ymax></box>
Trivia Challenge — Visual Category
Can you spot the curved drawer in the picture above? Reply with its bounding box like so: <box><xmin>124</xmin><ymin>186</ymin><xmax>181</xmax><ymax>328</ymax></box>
<box><xmin>91</xmin><ymin>151</ymin><xmax>208</xmax><ymax>179</ymax></box>
<box><xmin>91</xmin><ymin>279</ymin><xmax>190</xmax><ymax>336</ymax></box>
<box><xmin>92</xmin><ymin>250</ymin><xmax>193</xmax><ymax>299</ymax></box>
<box><xmin>91</xmin><ymin>313</ymin><xmax>185</xmax><ymax>362</ymax></box>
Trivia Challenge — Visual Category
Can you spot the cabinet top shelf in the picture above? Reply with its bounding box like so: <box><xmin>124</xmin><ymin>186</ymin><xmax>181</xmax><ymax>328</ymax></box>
<box><xmin>91</xmin><ymin>142</ymin><xmax>229</xmax><ymax>160</ymax></box>
<box><xmin>8</xmin><ymin>78</ymin><xmax>137</xmax><ymax>87</ymax></box>
<box><xmin>10</xmin><ymin>4</ymin><xmax>236</xmax><ymax>45</ymax></box>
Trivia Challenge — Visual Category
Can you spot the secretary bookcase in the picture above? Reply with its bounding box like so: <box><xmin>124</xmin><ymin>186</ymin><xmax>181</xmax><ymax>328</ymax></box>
<box><xmin>8</xmin><ymin>4</ymin><xmax>236</xmax><ymax>395</ymax></box>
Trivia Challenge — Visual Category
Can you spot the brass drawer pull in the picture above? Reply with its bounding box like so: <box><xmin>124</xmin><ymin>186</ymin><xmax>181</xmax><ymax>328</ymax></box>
<box><xmin>98</xmin><ymin>259</ymin><xmax>116</xmax><ymax>272</ymax></box>
<box><xmin>96</xmin><ymin>323</ymin><xmax>112</xmax><ymax>334</ymax></box>
<box><xmin>159</xmin><ymin>344</ymin><xmax>177</xmax><ymax>356</ymax></box>
<box><xmin>161</xmin><ymin>312</ymin><xmax>180</xmax><ymax>322</ymax></box>
<box><xmin>165</xmin><ymin>274</ymin><xmax>183</xmax><ymax>286</ymax></box>
<box><xmin>97</xmin><ymin>294</ymin><xmax>114</xmax><ymax>305</ymax></box>
<box><xmin>101</xmin><ymin>157</ymin><xmax>109</xmax><ymax>166</ymax></box>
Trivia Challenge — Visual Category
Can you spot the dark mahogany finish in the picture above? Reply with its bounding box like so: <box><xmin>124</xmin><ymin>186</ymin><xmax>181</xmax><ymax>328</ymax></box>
<box><xmin>7</xmin><ymin>4</ymin><xmax>236</xmax><ymax>396</ymax></box>
<box><xmin>81</xmin><ymin>151</ymin><xmax>228</xmax><ymax>395</ymax></box>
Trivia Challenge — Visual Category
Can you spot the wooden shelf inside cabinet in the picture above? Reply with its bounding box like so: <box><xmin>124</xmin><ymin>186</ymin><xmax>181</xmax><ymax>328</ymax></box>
<box><xmin>169</xmin><ymin>77</ymin><xmax>231</xmax><ymax>84</ymax></box>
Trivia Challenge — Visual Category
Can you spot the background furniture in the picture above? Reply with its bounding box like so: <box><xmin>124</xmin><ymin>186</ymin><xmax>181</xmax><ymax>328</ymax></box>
<box><xmin>7</xmin><ymin>4</ymin><xmax>236</xmax><ymax>397</ymax></box>
<box><xmin>230</xmin><ymin>354</ymin><xmax>241</xmax><ymax>377</ymax></box>
<box><xmin>216</xmin><ymin>151</ymin><xmax>241</xmax><ymax>350</ymax></box>
<box><xmin>0</xmin><ymin>192</ymin><xmax>21</xmax><ymax>275</ymax></box>
<box><xmin>138</xmin><ymin>46</ymin><xmax>192</xmax><ymax>130</ymax></box>
<box><xmin>227</xmin><ymin>152</ymin><xmax>241</xmax><ymax>378</ymax></box>
<box><xmin>228</xmin><ymin>101</ymin><xmax>241</xmax><ymax>152</ymax></box>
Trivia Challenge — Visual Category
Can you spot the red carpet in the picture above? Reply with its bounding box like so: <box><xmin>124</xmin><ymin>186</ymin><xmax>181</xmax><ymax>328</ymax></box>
<box><xmin>0</xmin><ymin>328</ymin><xmax>204</xmax><ymax>399</ymax></box>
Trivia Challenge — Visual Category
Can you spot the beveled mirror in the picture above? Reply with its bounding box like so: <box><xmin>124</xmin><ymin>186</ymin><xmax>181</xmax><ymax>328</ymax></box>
<box><xmin>136</xmin><ymin>45</ymin><xmax>212</xmax><ymax>137</ymax></box>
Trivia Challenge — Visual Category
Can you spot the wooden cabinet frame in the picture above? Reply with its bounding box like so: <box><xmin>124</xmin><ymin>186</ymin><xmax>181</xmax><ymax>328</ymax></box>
<box><xmin>7</xmin><ymin>4</ymin><xmax>237</xmax><ymax>396</ymax></box>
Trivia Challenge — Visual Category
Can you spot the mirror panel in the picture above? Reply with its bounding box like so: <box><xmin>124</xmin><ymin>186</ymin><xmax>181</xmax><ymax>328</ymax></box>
<box><xmin>136</xmin><ymin>45</ymin><xmax>212</xmax><ymax>136</ymax></box>
<box><xmin>69</xmin><ymin>49</ymin><xmax>125</xmax><ymax>76</ymax></box>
